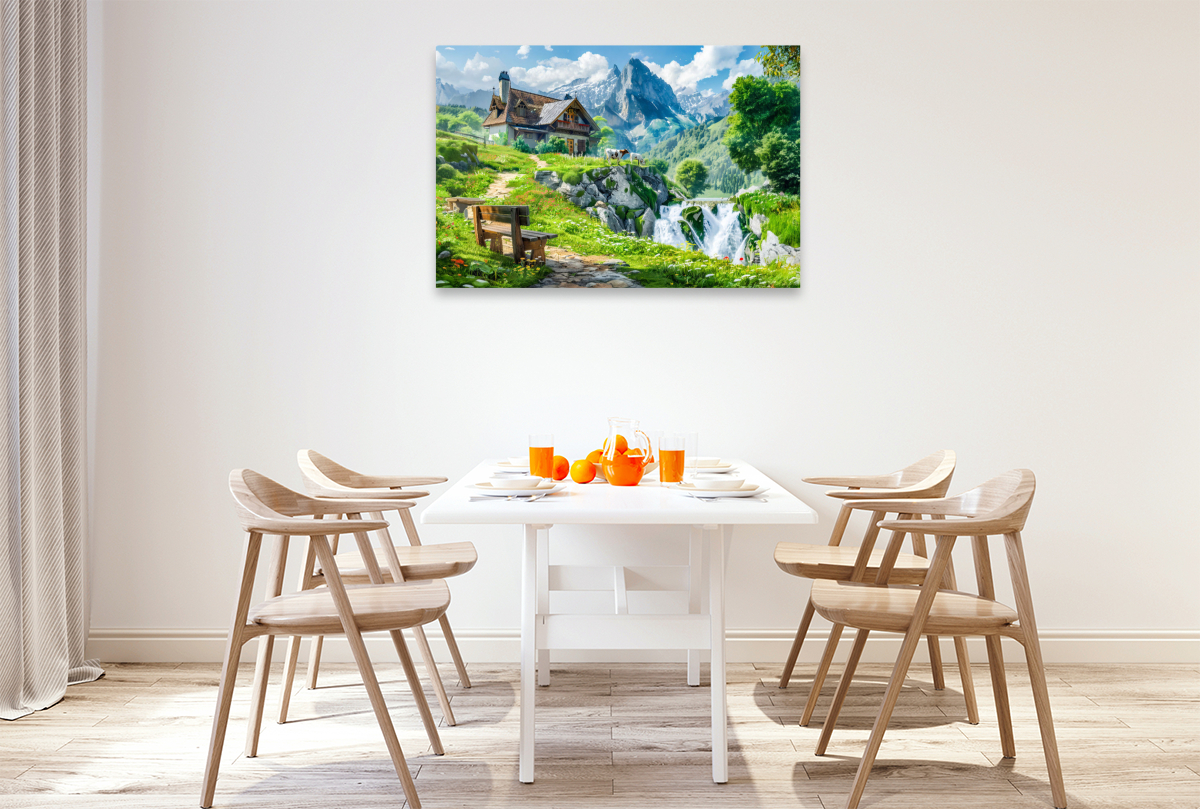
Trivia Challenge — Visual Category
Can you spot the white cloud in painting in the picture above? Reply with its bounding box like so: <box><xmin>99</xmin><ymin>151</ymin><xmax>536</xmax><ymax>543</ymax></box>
<box><xmin>517</xmin><ymin>45</ymin><xmax>530</xmax><ymax>58</ymax></box>
<box><xmin>641</xmin><ymin>45</ymin><xmax>743</xmax><ymax>94</ymax></box>
<box><xmin>722</xmin><ymin>56</ymin><xmax>765</xmax><ymax>90</ymax></box>
<box><xmin>544</xmin><ymin>45</ymin><xmax>553</xmax><ymax>51</ymax></box>
<box><xmin>444</xmin><ymin>46</ymin><xmax>454</xmax><ymax>50</ymax></box>
<box><xmin>435</xmin><ymin>50</ymin><xmax>508</xmax><ymax>91</ymax></box>
<box><xmin>509</xmin><ymin>52</ymin><xmax>609</xmax><ymax>91</ymax></box>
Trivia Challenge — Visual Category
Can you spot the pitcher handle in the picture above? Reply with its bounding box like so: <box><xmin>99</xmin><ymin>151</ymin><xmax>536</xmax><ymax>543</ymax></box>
<box><xmin>635</xmin><ymin>430</ymin><xmax>655</xmax><ymax>463</ymax></box>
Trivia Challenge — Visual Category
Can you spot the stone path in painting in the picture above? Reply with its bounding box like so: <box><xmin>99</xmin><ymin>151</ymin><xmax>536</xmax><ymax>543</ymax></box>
<box><xmin>531</xmin><ymin>246</ymin><xmax>642</xmax><ymax>288</ymax></box>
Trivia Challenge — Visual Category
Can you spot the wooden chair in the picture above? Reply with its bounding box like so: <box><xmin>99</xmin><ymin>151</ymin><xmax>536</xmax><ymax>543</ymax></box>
<box><xmin>472</xmin><ymin>204</ymin><xmax>558</xmax><ymax>263</ymax></box>
<box><xmin>202</xmin><ymin>470</ymin><xmax>450</xmax><ymax>809</ymax></box>
<box><xmin>775</xmin><ymin>450</ymin><xmax>979</xmax><ymax>728</ymax></box>
<box><xmin>274</xmin><ymin>450</ymin><xmax>475</xmax><ymax>729</ymax></box>
<box><xmin>809</xmin><ymin>469</ymin><xmax>1066</xmax><ymax>809</ymax></box>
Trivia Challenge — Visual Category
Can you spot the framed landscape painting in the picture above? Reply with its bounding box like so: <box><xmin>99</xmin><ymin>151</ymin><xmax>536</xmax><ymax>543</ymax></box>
<box><xmin>435</xmin><ymin>46</ymin><xmax>800</xmax><ymax>289</ymax></box>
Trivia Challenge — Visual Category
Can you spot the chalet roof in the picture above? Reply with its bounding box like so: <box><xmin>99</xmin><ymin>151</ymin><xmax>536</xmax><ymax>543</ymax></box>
<box><xmin>482</xmin><ymin>86</ymin><xmax>599</xmax><ymax>133</ymax></box>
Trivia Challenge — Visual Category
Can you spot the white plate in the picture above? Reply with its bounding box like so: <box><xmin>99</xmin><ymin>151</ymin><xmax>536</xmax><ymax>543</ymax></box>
<box><xmin>673</xmin><ymin>483</ymin><xmax>768</xmax><ymax>498</ymax></box>
<box><xmin>688</xmin><ymin>465</ymin><xmax>737</xmax><ymax>475</ymax></box>
<box><xmin>495</xmin><ymin>460</ymin><xmax>529</xmax><ymax>470</ymax></box>
<box><xmin>472</xmin><ymin>480</ymin><xmax>563</xmax><ymax>496</ymax></box>
<box><xmin>686</xmin><ymin>459</ymin><xmax>733</xmax><ymax>471</ymax></box>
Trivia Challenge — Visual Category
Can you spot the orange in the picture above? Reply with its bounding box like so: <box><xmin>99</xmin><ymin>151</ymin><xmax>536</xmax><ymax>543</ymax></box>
<box><xmin>551</xmin><ymin>455</ymin><xmax>569</xmax><ymax>481</ymax></box>
<box><xmin>586</xmin><ymin>448</ymin><xmax>604</xmax><ymax>464</ymax></box>
<box><xmin>626</xmin><ymin>448</ymin><xmax>644</xmax><ymax>456</ymax></box>
<box><xmin>601</xmin><ymin>435</ymin><xmax>629</xmax><ymax>455</ymax></box>
<box><xmin>569</xmin><ymin>459</ymin><xmax>597</xmax><ymax>484</ymax></box>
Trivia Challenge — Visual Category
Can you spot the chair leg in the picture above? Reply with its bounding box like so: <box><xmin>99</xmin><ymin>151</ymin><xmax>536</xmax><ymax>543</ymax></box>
<box><xmin>311</xmin><ymin>536</ymin><xmax>424</xmax><ymax>808</ymax></box>
<box><xmin>953</xmin><ymin>635</ymin><xmax>979</xmax><ymax>724</ymax></box>
<box><xmin>412</xmin><ymin>623</ymin><xmax>457</xmax><ymax>726</ymax></box>
<box><xmin>244</xmin><ymin>635</ymin><xmax>275</xmax><ymax>757</ymax></box>
<box><xmin>1006</xmin><ymin>532</ymin><xmax>1067</xmax><ymax>809</ymax></box>
<box><xmin>245</xmin><ymin>535</ymin><xmax>288</xmax><ymax>757</ymax></box>
<box><xmin>801</xmin><ymin>622</ymin><xmax>843</xmax><ymax>726</ymax></box>
<box><xmin>778</xmin><ymin>598</ymin><xmax>816</xmax><ymax>689</ymax></box>
<box><xmin>925</xmin><ymin>634</ymin><xmax>946</xmax><ymax>690</ymax></box>
<box><xmin>985</xmin><ymin>634</ymin><xmax>1015</xmax><ymax>756</ymax></box>
<box><xmin>201</xmin><ymin>533</ymin><xmax>262</xmax><ymax>809</ymax></box>
<box><xmin>815</xmin><ymin>628</ymin><xmax>870</xmax><ymax>755</ymax></box>
<box><xmin>840</xmin><ymin>536</ymin><xmax>957</xmax><ymax>809</ymax></box>
<box><xmin>277</xmin><ymin>634</ymin><xmax>303</xmax><ymax>723</ymax></box>
<box><xmin>439</xmin><ymin>613</ymin><xmax>472</xmax><ymax>688</ymax></box>
<box><xmin>389</xmin><ymin>628</ymin><xmax>445</xmax><ymax>756</ymax></box>
<box><xmin>200</xmin><ymin>631</ymin><xmax>248</xmax><ymax>808</ymax></box>
<box><xmin>305</xmin><ymin>635</ymin><xmax>325</xmax><ymax>688</ymax></box>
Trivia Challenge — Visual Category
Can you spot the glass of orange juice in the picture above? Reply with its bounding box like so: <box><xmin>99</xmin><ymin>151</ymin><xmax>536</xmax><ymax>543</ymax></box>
<box><xmin>529</xmin><ymin>433</ymin><xmax>554</xmax><ymax>478</ymax></box>
<box><xmin>658</xmin><ymin>432</ymin><xmax>686</xmax><ymax>483</ymax></box>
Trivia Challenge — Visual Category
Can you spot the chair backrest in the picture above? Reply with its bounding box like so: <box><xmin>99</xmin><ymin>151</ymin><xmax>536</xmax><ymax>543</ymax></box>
<box><xmin>895</xmin><ymin>450</ymin><xmax>956</xmax><ymax>488</ymax></box>
<box><xmin>941</xmin><ymin>469</ymin><xmax>1036</xmax><ymax>533</ymax></box>
<box><xmin>475</xmin><ymin>205</ymin><xmax>531</xmax><ymax>226</ymax></box>
<box><xmin>229</xmin><ymin>468</ymin><xmax>317</xmax><ymax>530</ymax></box>
<box><xmin>298</xmin><ymin>449</ymin><xmax>371</xmax><ymax>495</ymax></box>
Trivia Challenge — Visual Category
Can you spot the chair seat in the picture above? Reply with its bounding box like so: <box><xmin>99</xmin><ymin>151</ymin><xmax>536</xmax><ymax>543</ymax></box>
<box><xmin>318</xmin><ymin>541</ymin><xmax>477</xmax><ymax>583</ymax></box>
<box><xmin>810</xmin><ymin>580</ymin><xmax>1018</xmax><ymax>636</ymax></box>
<box><xmin>249</xmin><ymin>580</ymin><xmax>451</xmax><ymax>635</ymax></box>
<box><xmin>774</xmin><ymin>542</ymin><xmax>931</xmax><ymax>585</ymax></box>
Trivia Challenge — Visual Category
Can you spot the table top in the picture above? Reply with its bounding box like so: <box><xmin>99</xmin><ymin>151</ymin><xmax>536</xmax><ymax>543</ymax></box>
<box><xmin>420</xmin><ymin>459</ymin><xmax>819</xmax><ymax>526</ymax></box>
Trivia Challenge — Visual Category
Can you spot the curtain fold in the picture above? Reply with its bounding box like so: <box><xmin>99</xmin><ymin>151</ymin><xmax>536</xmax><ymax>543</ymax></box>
<box><xmin>0</xmin><ymin>0</ymin><xmax>98</xmax><ymax>722</ymax></box>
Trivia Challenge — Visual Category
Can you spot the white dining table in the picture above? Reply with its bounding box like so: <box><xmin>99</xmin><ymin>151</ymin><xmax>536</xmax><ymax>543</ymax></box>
<box><xmin>420</xmin><ymin>459</ymin><xmax>818</xmax><ymax>784</ymax></box>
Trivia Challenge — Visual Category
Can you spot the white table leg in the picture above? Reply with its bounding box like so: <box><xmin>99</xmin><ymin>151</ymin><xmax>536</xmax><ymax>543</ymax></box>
<box><xmin>688</xmin><ymin>527</ymin><xmax>703</xmax><ymax>687</ymax></box>
<box><xmin>537</xmin><ymin>526</ymin><xmax>550</xmax><ymax>687</ymax></box>
<box><xmin>520</xmin><ymin>524</ymin><xmax>539</xmax><ymax>783</ymax></box>
<box><xmin>710</xmin><ymin>524</ymin><xmax>729</xmax><ymax>783</ymax></box>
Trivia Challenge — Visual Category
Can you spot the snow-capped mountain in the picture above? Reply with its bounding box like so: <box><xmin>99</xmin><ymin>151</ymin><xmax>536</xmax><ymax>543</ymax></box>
<box><xmin>676</xmin><ymin>89</ymin><xmax>731</xmax><ymax>122</ymax></box>
<box><xmin>545</xmin><ymin>64</ymin><xmax>622</xmax><ymax>112</ymax></box>
<box><xmin>435</xmin><ymin>78</ymin><xmax>493</xmax><ymax>110</ymax></box>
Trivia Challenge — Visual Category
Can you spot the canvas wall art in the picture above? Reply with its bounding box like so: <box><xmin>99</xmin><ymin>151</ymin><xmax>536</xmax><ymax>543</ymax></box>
<box><xmin>435</xmin><ymin>46</ymin><xmax>800</xmax><ymax>289</ymax></box>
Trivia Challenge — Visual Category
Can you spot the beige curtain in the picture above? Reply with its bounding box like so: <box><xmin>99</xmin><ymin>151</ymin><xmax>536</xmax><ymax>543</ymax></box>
<box><xmin>0</xmin><ymin>0</ymin><xmax>98</xmax><ymax>721</ymax></box>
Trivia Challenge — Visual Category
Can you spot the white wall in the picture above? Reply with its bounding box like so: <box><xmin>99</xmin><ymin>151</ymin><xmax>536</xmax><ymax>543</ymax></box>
<box><xmin>87</xmin><ymin>0</ymin><xmax>1200</xmax><ymax>663</ymax></box>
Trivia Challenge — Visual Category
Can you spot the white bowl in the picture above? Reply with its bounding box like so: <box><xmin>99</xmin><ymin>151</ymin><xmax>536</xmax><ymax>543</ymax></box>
<box><xmin>691</xmin><ymin>476</ymin><xmax>745</xmax><ymax>491</ymax></box>
<box><xmin>498</xmin><ymin>476</ymin><xmax>543</xmax><ymax>489</ymax></box>
<box><xmin>689</xmin><ymin>457</ymin><xmax>723</xmax><ymax>468</ymax></box>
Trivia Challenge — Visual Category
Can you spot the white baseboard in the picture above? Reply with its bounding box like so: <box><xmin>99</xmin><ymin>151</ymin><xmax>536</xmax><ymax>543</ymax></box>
<box><xmin>88</xmin><ymin>626</ymin><xmax>1200</xmax><ymax>665</ymax></box>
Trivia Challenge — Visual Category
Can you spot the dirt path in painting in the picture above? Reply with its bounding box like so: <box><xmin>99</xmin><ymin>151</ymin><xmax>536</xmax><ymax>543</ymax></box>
<box><xmin>484</xmin><ymin>159</ymin><xmax>640</xmax><ymax>287</ymax></box>
<box><xmin>484</xmin><ymin>171</ymin><xmax>519</xmax><ymax>200</ymax></box>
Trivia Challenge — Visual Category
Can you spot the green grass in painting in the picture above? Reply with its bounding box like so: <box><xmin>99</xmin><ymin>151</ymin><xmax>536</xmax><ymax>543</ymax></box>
<box><xmin>433</xmin><ymin>131</ymin><xmax>799</xmax><ymax>289</ymax></box>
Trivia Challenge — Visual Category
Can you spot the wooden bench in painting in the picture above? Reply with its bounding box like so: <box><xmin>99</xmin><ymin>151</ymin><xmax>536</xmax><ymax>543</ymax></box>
<box><xmin>471</xmin><ymin>204</ymin><xmax>558</xmax><ymax>264</ymax></box>
<box><xmin>445</xmin><ymin>196</ymin><xmax>486</xmax><ymax>217</ymax></box>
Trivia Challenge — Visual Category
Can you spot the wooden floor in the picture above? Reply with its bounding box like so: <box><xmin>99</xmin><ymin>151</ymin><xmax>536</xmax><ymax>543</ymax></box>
<box><xmin>1</xmin><ymin>660</ymin><xmax>1197</xmax><ymax>808</ymax></box>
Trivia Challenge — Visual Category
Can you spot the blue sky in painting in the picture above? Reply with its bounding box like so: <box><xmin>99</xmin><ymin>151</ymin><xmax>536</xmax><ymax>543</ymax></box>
<box><xmin>435</xmin><ymin>45</ymin><xmax>767</xmax><ymax>97</ymax></box>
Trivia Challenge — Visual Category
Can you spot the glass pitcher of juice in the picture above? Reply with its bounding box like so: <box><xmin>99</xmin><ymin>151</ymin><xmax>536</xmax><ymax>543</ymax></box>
<box><xmin>601</xmin><ymin>417</ymin><xmax>655</xmax><ymax>486</ymax></box>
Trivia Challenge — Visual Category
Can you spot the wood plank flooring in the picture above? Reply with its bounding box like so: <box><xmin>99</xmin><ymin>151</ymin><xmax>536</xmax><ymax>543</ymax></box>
<box><xmin>1</xmin><ymin>660</ymin><xmax>1197</xmax><ymax>808</ymax></box>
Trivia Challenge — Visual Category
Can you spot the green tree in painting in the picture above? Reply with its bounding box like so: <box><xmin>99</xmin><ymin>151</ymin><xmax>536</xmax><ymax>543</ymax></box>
<box><xmin>754</xmin><ymin>46</ymin><xmax>801</xmax><ymax>79</ymax></box>
<box><xmin>536</xmin><ymin>136</ymin><xmax>568</xmax><ymax>154</ymax></box>
<box><xmin>675</xmin><ymin>159</ymin><xmax>709</xmax><ymax>197</ymax></box>
<box><xmin>590</xmin><ymin>115</ymin><xmax>615</xmax><ymax>149</ymax></box>
<box><xmin>453</xmin><ymin>109</ymin><xmax>483</xmax><ymax>133</ymax></box>
<box><xmin>723</xmin><ymin>75</ymin><xmax>800</xmax><ymax>194</ymax></box>
<box><xmin>435</xmin><ymin>112</ymin><xmax>455</xmax><ymax>131</ymax></box>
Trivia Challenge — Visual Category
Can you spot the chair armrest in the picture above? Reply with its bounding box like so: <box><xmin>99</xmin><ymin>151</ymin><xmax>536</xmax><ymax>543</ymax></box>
<box><xmin>878</xmin><ymin>517</ymin><xmax>1008</xmax><ymax>536</ymax></box>
<box><xmin>308</xmin><ymin>497</ymin><xmax>416</xmax><ymax>515</ymax></box>
<box><xmin>249</xmin><ymin>517</ymin><xmax>389</xmax><ymax>536</ymax></box>
<box><xmin>358</xmin><ymin>475</ymin><xmax>447</xmax><ymax>488</ymax></box>
<box><xmin>803</xmin><ymin>474</ymin><xmax>898</xmax><ymax>488</ymax></box>
<box><xmin>839</xmin><ymin>496</ymin><xmax>958</xmax><ymax>514</ymax></box>
<box><xmin>310</xmin><ymin>488</ymin><xmax>429</xmax><ymax>500</ymax></box>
